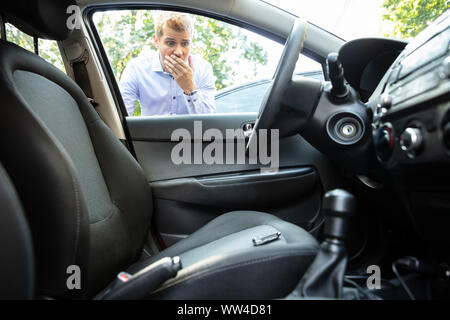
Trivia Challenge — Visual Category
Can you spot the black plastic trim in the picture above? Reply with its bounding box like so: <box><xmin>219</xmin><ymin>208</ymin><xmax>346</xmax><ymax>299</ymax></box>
<box><xmin>150</xmin><ymin>166</ymin><xmax>317</xmax><ymax>207</ymax></box>
<box><xmin>196</xmin><ymin>167</ymin><xmax>313</xmax><ymax>186</ymax></box>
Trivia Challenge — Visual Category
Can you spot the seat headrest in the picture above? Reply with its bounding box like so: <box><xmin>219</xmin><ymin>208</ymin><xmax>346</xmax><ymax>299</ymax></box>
<box><xmin>2</xmin><ymin>0</ymin><xmax>77</xmax><ymax>41</ymax></box>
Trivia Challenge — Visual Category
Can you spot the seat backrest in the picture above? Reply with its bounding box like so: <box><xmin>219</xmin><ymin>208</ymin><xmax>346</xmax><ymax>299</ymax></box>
<box><xmin>0</xmin><ymin>1</ymin><xmax>153</xmax><ymax>298</ymax></box>
<box><xmin>0</xmin><ymin>163</ymin><xmax>35</xmax><ymax>299</ymax></box>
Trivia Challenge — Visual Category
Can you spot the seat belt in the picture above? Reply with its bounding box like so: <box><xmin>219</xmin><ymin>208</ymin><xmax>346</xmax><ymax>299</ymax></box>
<box><xmin>70</xmin><ymin>49</ymin><xmax>99</xmax><ymax>107</ymax></box>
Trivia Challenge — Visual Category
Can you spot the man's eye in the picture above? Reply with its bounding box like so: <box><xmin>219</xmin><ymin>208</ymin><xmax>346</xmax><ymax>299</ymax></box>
<box><xmin>166</xmin><ymin>41</ymin><xmax>175</xmax><ymax>46</ymax></box>
<box><xmin>182</xmin><ymin>42</ymin><xmax>190</xmax><ymax>47</ymax></box>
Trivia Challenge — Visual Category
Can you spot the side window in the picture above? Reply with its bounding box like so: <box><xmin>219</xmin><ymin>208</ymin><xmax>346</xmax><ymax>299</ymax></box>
<box><xmin>5</xmin><ymin>23</ymin><xmax>66</xmax><ymax>73</ymax></box>
<box><xmin>92</xmin><ymin>10</ymin><xmax>322</xmax><ymax>116</ymax></box>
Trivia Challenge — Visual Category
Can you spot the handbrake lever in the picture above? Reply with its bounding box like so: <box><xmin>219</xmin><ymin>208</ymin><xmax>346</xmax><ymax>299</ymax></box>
<box><xmin>95</xmin><ymin>256</ymin><xmax>182</xmax><ymax>300</ymax></box>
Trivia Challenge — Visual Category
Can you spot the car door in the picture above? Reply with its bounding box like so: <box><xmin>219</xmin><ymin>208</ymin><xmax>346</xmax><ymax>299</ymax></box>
<box><xmin>88</xmin><ymin>7</ymin><xmax>344</xmax><ymax>248</ymax></box>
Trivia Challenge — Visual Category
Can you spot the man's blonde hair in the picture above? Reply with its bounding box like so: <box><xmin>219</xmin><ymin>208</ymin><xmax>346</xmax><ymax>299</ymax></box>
<box><xmin>154</xmin><ymin>11</ymin><xmax>193</xmax><ymax>38</ymax></box>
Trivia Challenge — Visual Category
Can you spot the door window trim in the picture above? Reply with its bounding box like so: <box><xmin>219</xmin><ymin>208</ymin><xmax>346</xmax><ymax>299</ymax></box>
<box><xmin>83</xmin><ymin>4</ymin><xmax>326</xmax><ymax>121</ymax></box>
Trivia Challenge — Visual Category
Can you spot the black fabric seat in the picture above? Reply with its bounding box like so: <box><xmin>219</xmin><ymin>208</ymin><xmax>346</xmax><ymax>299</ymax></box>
<box><xmin>0</xmin><ymin>0</ymin><xmax>319</xmax><ymax>299</ymax></box>
<box><xmin>0</xmin><ymin>163</ymin><xmax>34</xmax><ymax>299</ymax></box>
<box><xmin>127</xmin><ymin>210</ymin><xmax>318</xmax><ymax>299</ymax></box>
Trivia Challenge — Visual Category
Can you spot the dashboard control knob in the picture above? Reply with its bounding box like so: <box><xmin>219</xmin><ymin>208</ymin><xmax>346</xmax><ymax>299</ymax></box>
<box><xmin>375</xmin><ymin>126</ymin><xmax>394</xmax><ymax>161</ymax></box>
<box><xmin>380</xmin><ymin>93</ymin><xmax>393</xmax><ymax>110</ymax></box>
<box><xmin>375</xmin><ymin>93</ymin><xmax>393</xmax><ymax>115</ymax></box>
<box><xmin>400</xmin><ymin>127</ymin><xmax>423</xmax><ymax>158</ymax></box>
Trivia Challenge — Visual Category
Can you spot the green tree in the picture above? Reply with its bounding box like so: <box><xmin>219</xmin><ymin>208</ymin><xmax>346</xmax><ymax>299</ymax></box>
<box><xmin>191</xmin><ymin>15</ymin><xmax>235</xmax><ymax>90</ymax></box>
<box><xmin>96</xmin><ymin>10</ymin><xmax>156</xmax><ymax>80</ymax></box>
<box><xmin>94</xmin><ymin>10</ymin><xmax>268</xmax><ymax>91</ymax></box>
<box><xmin>6</xmin><ymin>10</ymin><xmax>269</xmax><ymax>116</ymax></box>
<box><xmin>382</xmin><ymin>0</ymin><xmax>449</xmax><ymax>38</ymax></box>
<box><xmin>5</xmin><ymin>24</ymin><xmax>66</xmax><ymax>72</ymax></box>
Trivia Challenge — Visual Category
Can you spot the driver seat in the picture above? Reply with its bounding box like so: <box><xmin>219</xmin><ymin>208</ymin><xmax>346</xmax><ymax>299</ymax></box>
<box><xmin>0</xmin><ymin>0</ymin><xmax>319</xmax><ymax>299</ymax></box>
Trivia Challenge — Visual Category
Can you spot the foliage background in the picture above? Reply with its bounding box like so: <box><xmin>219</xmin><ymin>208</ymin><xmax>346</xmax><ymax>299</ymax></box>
<box><xmin>4</xmin><ymin>1</ymin><xmax>449</xmax><ymax>115</ymax></box>
<box><xmin>382</xmin><ymin>0</ymin><xmax>449</xmax><ymax>38</ymax></box>
<box><xmin>93</xmin><ymin>10</ymin><xmax>269</xmax><ymax>115</ymax></box>
<box><xmin>5</xmin><ymin>24</ymin><xmax>66</xmax><ymax>72</ymax></box>
<box><xmin>93</xmin><ymin>10</ymin><xmax>268</xmax><ymax>91</ymax></box>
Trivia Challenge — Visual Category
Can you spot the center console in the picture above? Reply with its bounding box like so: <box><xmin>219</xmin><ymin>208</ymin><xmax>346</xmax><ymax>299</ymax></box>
<box><xmin>372</xmin><ymin>12</ymin><xmax>450</xmax><ymax>167</ymax></box>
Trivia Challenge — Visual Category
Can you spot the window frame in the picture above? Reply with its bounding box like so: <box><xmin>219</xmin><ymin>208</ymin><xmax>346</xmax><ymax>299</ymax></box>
<box><xmin>84</xmin><ymin>4</ymin><xmax>326</xmax><ymax>119</ymax></box>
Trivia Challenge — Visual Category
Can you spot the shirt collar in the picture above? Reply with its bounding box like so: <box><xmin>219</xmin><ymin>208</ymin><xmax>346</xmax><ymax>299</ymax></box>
<box><xmin>151</xmin><ymin>51</ymin><xmax>165</xmax><ymax>73</ymax></box>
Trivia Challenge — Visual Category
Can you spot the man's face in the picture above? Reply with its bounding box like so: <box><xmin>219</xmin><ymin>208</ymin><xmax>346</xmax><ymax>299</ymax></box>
<box><xmin>154</xmin><ymin>26</ymin><xmax>191</xmax><ymax>71</ymax></box>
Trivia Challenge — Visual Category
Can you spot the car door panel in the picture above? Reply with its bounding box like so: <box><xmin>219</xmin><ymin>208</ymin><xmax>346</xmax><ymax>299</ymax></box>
<box><xmin>150</xmin><ymin>167</ymin><xmax>321</xmax><ymax>246</ymax></box>
<box><xmin>126</xmin><ymin>114</ymin><xmax>341</xmax><ymax>247</ymax></box>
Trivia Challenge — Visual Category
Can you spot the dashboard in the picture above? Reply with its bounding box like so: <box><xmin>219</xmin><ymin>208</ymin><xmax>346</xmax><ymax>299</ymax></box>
<box><xmin>338</xmin><ymin>11</ymin><xmax>450</xmax><ymax>252</ymax></box>
<box><xmin>338</xmin><ymin>11</ymin><xmax>450</xmax><ymax>173</ymax></box>
<box><xmin>371</xmin><ymin>12</ymin><xmax>450</xmax><ymax>169</ymax></box>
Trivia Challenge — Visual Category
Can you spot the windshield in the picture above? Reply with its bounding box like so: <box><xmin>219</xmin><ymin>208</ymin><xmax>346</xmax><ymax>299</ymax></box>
<box><xmin>263</xmin><ymin>0</ymin><xmax>449</xmax><ymax>41</ymax></box>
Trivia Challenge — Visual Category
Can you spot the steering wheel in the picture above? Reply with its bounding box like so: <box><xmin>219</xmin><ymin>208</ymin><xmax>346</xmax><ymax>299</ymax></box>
<box><xmin>246</xmin><ymin>19</ymin><xmax>308</xmax><ymax>151</ymax></box>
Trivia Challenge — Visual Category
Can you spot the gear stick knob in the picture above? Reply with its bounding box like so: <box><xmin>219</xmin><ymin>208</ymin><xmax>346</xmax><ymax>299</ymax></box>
<box><xmin>323</xmin><ymin>189</ymin><xmax>356</xmax><ymax>240</ymax></box>
<box><xmin>286</xmin><ymin>189</ymin><xmax>356</xmax><ymax>299</ymax></box>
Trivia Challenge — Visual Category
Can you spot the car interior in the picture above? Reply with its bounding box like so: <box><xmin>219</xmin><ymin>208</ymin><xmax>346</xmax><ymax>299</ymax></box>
<box><xmin>0</xmin><ymin>0</ymin><xmax>449</xmax><ymax>301</ymax></box>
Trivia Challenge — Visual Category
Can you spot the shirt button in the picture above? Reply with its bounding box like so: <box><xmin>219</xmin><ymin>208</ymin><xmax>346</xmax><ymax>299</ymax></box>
<box><xmin>187</xmin><ymin>99</ymin><xmax>191</xmax><ymax>102</ymax></box>
<box><xmin>173</xmin><ymin>96</ymin><xmax>176</xmax><ymax>100</ymax></box>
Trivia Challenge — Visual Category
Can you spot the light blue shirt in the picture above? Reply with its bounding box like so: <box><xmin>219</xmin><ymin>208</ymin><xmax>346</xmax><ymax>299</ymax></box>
<box><xmin>119</xmin><ymin>51</ymin><xmax>216</xmax><ymax>116</ymax></box>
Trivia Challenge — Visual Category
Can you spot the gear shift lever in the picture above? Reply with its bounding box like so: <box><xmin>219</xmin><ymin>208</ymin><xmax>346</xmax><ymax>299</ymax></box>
<box><xmin>322</xmin><ymin>189</ymin><xmax>355</xmax><ymax>240</ymax></box>
<box><xmin>286</xmin><ymin>189</ymin><xmax>355</xmax><ymax>299</ymax></box>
